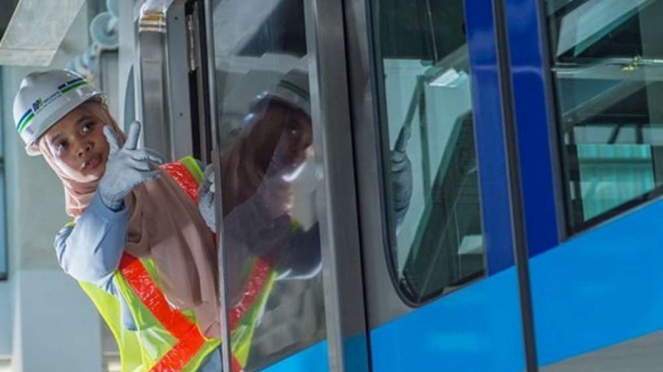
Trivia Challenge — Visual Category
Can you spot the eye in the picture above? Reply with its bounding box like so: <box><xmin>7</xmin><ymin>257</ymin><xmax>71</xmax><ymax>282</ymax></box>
<box><xmin>55</xmin><ymin>141</ymin><xmax>68</xmax><ymax>155</ymax></box>
<box><xmin>286</xmin><ymin>120</ymin><xmax>299</xmax><ymax>135</ymax></box>
<box><xmin>81</xmin><ymin>122</ymin><xmax>95</xmax><ymax>134</ymax></box>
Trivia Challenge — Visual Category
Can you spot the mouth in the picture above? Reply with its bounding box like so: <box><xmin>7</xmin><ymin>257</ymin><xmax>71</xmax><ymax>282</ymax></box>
<box><xmin>82</xmin><ymin>154</ymin><xmax>102</xmax><ymax>170</ymax></box>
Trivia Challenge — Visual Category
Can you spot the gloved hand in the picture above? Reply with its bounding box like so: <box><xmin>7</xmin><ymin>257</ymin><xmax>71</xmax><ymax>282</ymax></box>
<box><xmin>98</xmin><ymin>121</ymin><xmax>164</xmax><ymax>210</ymax></box>
<box><xmin>391</xmin><ymin>149</ymin><xmax>413</xmax><ymax>227</ymax></box>
<box><xmin>198</xmin><ymin>164</ymin><xmax>216</xmax><ymax>230</ymax></box>
<box><xmin>391</xmin><ymin>122</ymin><xmax>413</xmax><ymax>228</ymax></box>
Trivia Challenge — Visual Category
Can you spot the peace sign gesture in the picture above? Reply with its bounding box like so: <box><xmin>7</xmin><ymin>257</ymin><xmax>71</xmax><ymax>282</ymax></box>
<box><xmin>98</xmin><ymin>121</ymin><xmax>164</xmax><ymax>210</ymax></box>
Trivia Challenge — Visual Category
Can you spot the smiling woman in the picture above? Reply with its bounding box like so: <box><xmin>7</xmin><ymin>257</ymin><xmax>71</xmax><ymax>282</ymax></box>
<box><xmin>42</xmin><ymin>106</ymin><xmax>110</xmax><ymax>182</ymax></box>
<box><xmin>12</xmin><ymin>69</ymin><xmax>224</xmax><ymax>372</ymax></box>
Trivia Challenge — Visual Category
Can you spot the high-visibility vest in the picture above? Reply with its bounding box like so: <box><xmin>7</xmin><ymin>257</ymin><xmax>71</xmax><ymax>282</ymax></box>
<box><xmin>70</xmin><ymin>156</ymin><xmax>278</xmax><ymax>372</ymax></box>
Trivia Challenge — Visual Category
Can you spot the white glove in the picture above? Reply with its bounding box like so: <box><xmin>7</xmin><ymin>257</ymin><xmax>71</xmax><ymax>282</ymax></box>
<box><xmin>391</xmin><ymin>122</ymin><xmax>413</xmax><ymax>228</ymax></box>
<box><xmin>391</xmin><ymin>149</ymin><xmax>413</xmax><ymax>227</ymax></box>
<box><xmin>198</xmin><ymin>164</ymin><xmax>216</xmax><ymax>230</ymax></box>
<box><xmin>98</xmin><ymin>121</ymin><xmax>164</xmax><ymax>210</ymax></box>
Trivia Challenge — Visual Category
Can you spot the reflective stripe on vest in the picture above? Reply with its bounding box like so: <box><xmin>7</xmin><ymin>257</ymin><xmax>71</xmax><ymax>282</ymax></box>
<box><xmin>77</xmin><ymin>156</ymin><xmax>278</xmax><ymax>372</ymax></box>
<box><xmin>119</xmin><ymin>253</ymin><xmax>208</xmax><ymax>371</ymax></box>
<box><xmin>80</xmin><ymin>157</ymin><xmax>218</xmax><ymax>372</ymax></box>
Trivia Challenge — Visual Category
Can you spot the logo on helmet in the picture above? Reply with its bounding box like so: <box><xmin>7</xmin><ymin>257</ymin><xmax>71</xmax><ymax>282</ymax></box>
<box><xmin>32</xmin><ymin>98</ymin><xmax>44</xmax><ymax>113</ymax></box>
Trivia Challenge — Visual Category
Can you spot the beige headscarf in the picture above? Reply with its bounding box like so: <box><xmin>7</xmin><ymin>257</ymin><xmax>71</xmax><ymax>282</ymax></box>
<box><xmin>39</xmin><ymin>101</ymin><xmax>221</xmax><ymax>339</ymax></box>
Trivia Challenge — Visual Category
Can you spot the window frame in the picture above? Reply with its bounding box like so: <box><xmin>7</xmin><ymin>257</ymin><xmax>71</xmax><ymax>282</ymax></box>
<box><xmin>539</xmin><ymin>0</ymin><xmax>663</xmax><ymax>237</ymax></box>
<box><xmin>369</xmin><ymin>0</ymin><xmax>493</xmax><ymax>307</ymax></box>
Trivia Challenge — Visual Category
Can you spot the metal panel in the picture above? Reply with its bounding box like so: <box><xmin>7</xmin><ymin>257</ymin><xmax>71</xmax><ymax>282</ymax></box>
<box><xmin>189</xmin><ymin>1</ymin><xmax>213</xmax><ymax>163</ymax></box>
<box><xmin>465</xmin><ymin>0</ymin><xmax>518</xmax><ymax>275</ymax></box>
<box><xmin>305</xmin><ymin>0</ymin><xmax>370</xmax><ymax>371</ymax></box>
<box><xmin>529</xmin><ymin>198</ymin><xmax>663</xmax><ymax>367</ymax></box>
<box><xmin>99</xmin><ymin>52</ymin><xmax>120</xmax><ymax>119</ymax></box>
<box><xmin>164</xmin><ymin>2</ymin><xmax>194</xmax><ymax>159</ymax></box>
<box><xmin>137</xmin><ymin>0</ymin><xmax>194</xmax><ymax>161</ymax></box>
<box><xmin>502</xmin><ymin>0</ymin><xmax>563</xmax><ymax>256</ymax></box>
<box><xmin>201</xmin><ymin>0</ymin><xmax>231</xmax><ymax>369</ymax></box>
<box><xmin>343</xmin><ymin>0</ymin><xmax>412</xmax><ymax>328</ymax></box>
<box><xmin>117</xmin><ymin>0</ymin><xmax>138</xmax><ymax>130</ymax></box>
<box><xmin>0</xmin><ymin>138</ymin><xmax>4</xmax><ymax>278</ymax></box>
<box><xmin>138</xmin><ymin>8</ymin><xmax>173</xmax><ymax>159</ymax></box>
<box><xmin>0</xmin><ymin>69</ymin><xmax>5</xmax><ymax>281</ymax></box>
<box><xmin>493</xmin><ymin>0</ymin><xmax>540</xmax><ymax>369</ymax></box>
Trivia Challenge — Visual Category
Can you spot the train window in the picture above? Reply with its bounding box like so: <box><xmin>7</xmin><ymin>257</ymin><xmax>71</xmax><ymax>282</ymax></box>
<box><xmin>545</xmin><ymin>0</ymin><xmax>663</xmax><ymax>232</ymax></box>
<box><xmin>210</xmin><ymin>0</ymin><xmax>326</xmax><ymax>370</ymax></box>
<box><xmin>373</xmin><ymin>0</ymin><xmax>485</xmax><ymax>304</ymax></box>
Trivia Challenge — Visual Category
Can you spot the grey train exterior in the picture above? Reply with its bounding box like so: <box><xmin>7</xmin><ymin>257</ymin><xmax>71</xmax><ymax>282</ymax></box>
<box><xmin>117</xmin><ymin>0</ymin><xmax>663</xmax><ymax>371</ymax></box>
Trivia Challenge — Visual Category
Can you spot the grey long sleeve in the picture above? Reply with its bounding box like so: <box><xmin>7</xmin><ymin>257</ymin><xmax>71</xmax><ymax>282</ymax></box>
<box><xmin>54</xmin><ymin>191</ymin><xmax>129</xmax><ymax>295</ymax></box>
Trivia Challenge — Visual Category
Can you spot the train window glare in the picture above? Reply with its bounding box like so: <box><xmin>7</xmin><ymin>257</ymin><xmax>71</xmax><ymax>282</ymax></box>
<box><xmin>373</xmin><ymin>0</ymin><xmax>485</xmax><ymax>304</ymax></box>
<box><xmin>545</xmin><ymin>0</ymin><xmax>663</xmax><ymax>231</ymax></box>
<box><xmin>210</xmin><ymin>0</ymin><xmax>326</xmax><ymax>370</ymax></box>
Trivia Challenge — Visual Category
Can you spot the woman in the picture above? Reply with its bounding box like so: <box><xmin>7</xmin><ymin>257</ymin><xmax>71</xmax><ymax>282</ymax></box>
<box><xmin>14</xmin><ymin>69</ymin><xmax>222</xmax><ymax>372</ymax></box>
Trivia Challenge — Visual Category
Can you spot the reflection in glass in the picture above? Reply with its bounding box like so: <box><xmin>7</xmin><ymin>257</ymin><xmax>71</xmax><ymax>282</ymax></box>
<box><xmin>211</xmin><ymin>0</ymin><xmax>325</xmax><ymax>370</ymax></box>
<box><xmin>374</xmin><ymin>0</ymin><xmax>485</xmax><ymax>304</ymax></box>
<box><xmin>546</xmin><ymin>0</ymin><xmax>663</xmax><ymax>230</ymax></box>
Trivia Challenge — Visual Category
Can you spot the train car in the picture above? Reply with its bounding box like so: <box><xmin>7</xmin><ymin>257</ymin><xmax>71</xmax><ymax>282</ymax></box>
<box><xmin>1</xmin><ymin>0</ymin><xmax>662</xmax><ymax>371</ymax></box>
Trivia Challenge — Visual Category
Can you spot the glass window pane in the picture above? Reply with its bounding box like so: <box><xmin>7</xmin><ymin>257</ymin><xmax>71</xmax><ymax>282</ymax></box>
<box><xmin>210</xmin><ymin>0</ymin><xmax>325</xmax><ymax>370</ymax></box>
<box><xmin>545</xmin><ymin>0</ymin><xmax>663</xmax><ymax>231</ymax></box>
<box><xmin>373</xmin><ymin>0</ymin><xmax>485</xmax><ymax>304</ymax></box>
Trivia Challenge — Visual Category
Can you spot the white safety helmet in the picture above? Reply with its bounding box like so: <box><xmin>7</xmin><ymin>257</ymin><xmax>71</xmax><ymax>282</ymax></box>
<box><xmin>13</xmin><ymin>69</ymin><xmax>103</xmax><ymax>156</ymax></box>
<box><xmin>254</xmin><ymin>69</ymin><xmax>310</xmax><ymax>117</ymax></box>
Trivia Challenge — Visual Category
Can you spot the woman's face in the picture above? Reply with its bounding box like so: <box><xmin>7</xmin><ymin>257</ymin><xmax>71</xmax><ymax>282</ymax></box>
<box><xmin>249</xmin><ymin>101</ymin><xmax>313</xmax><ymax>177</ymax></box>
<box><xmin>42</xmin><ymin>106</ymin><xmax>110</xmax><ymax>182</ymax></box>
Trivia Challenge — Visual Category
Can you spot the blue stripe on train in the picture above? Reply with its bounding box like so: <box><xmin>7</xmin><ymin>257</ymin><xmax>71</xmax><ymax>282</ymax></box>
<box><xmin>370</xmin><ymin>267</ymin><xmax>525</xmax><ymax>372</ymax></box>
<box><xmin>531</xmin><ymin>198</ymin><xmax>663</xmax><ymax>366</ymax></box>
<box><xmin>261</xmin><ymin>341</ymin><xmax>330</xmax><ymax>372</ymax></box>
<box><xmin>258</xmin><ymin>265</ymin><xmax>525</xmax><ymax>372</ymax></box>
<box><xmin>258</xmin><ymin>197</ymin><xmax>663</xmax><ymax>372</ymax></box>
<box><xmin>262</xmin><ymin>195</ymin><xmax>663</xmax><ymax>370</ymax></box>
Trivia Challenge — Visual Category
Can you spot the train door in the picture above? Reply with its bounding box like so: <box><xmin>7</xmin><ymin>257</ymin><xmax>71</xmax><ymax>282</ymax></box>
<box><xmin>501</xmin><ymin>0</ymin><xmax>663</xmax><ymax>370</ymax></box>
<box><xmin>198</xmin><ymin>0</ymin><xmax>532</xmax><ymax>371</ymax></box>
<box><xmin>347</xmin><ymin>0</ymin><xmax>533</xmax><ymax>371</ymax></box>
<box><xmin>202</xmin><ymin>0</ymin><xmax>333</xmax><ymax>371</ymax></box>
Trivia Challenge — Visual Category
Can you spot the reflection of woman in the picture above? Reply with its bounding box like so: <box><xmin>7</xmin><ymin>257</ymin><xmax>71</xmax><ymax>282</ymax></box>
<box><xmin>13</xmin><ymin>70</ymin><xmax>222</xmax><ymax>372</ymax></box>
<box><xmin>199</xmin><ymin>70</ymin><xmax>325</xmax><ymax>368</ymax></box>
<box><xmin>200</xmin><ymin>69</ymin><xmax>413</xmax><ymax>368</ymax></box>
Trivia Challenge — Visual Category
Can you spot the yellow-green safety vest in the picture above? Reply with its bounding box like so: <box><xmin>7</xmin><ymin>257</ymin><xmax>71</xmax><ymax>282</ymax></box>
<box><xmin>71</xmin><ymin>157</ymin><xmax>277</xmax><ymax>372</ymax></box>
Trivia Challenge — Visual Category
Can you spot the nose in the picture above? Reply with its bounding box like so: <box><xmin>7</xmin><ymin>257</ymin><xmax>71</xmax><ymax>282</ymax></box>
<box><xmin>75</xmin><ymin>139</ymin><xmax>93</xmax><ymax>158</ymax></box>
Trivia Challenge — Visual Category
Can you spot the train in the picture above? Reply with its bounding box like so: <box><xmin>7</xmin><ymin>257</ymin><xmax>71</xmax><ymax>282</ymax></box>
<box><xmin>3</xmin><ymin>0</ymin><xmax>662</xmax><ymax>371</ymax></box>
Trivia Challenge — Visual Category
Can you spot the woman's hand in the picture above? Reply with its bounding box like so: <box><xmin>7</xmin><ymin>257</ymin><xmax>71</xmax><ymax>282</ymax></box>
<box><xmin>98</xmin><ymin>121</ymin><xmax>164</xmax><ymax>210</ymax></box>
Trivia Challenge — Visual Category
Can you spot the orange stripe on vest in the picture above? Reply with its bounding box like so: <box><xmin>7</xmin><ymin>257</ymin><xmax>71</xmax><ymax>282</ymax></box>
<box><xmin>120</xmin><ymin>254</ymin><xmax>206</xmax><ymax>372</ymax></box>
<box><xmin>161</xmin><ymin>162</ymin><xmax>200</xmax><ymax>204</ymax></box>
<box><xmin>116</xmin><ymin>160</ymin><xmax>278</xmax><ymax>372</ymax></box>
